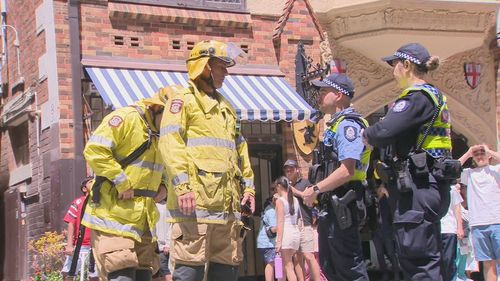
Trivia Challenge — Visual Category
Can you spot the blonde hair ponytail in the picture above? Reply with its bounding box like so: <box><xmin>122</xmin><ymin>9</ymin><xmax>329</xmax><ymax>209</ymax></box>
<box><xmin>425</xmin><ymin>56</ymin><xmax>440</xmax><ymax>71</ymax></box>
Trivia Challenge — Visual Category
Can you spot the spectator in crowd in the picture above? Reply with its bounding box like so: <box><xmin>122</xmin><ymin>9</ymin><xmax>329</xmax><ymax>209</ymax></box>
<box><xmin>61</xmin><ymin>176</ymin><xmax>98</xmax><ymax>281</ymax></box>
<box><xmin>456</xmin><ymin>183</ymin><xmax>479</xmax><ymax>281</ymax></box>
<box><xmin>440</xmin><ymin>183</ymin><xmax>464</xmax><ymax>281</ymax></box>
<box><xmin>257</xmin><ymin>192</ymin><xmax>279</xmax><ymax>281</ymax></box>
<box><xmin>459</xmin><ymin>144</ymin><xmax>500</xmax><ymax>281</ymax></box>
<box><xmin>283</xmin><ymin>159</ymin><xmax>321</xmax><ymax>281</ymax></box>
<box><xmin>153</xmin><ymin>200</ymin><xmax>172</xmax><ymax>281</ymax></box>
<box><xmin>372</xmin><ymin>184</ymin><xmax>400</xmax><ymax>281</ymax></box>
<box><xmin>275</xmin><ymin>176</ymin><xmax>300</xmax><ymax>281</ymax></box>
<box><xmin>304</xmin><ymin>208</ymin><xmax>327</xmax><ymax>281</ymax></box>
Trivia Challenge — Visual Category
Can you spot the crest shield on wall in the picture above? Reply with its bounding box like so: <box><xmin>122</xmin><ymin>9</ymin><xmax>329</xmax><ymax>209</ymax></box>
<box><xmin>330</xmin><ymin>58</ymin><xmax>347</xmax><ymax>74</ymax></box>
<box><xmin>292</xmin><ymin>120</ymin><xmax>319</xmax><ymax>156</ymax></box>
<box><xmin>464</xmin><ymin>63</ymin><xmax>481</xmax><ymax>89</ymax></box>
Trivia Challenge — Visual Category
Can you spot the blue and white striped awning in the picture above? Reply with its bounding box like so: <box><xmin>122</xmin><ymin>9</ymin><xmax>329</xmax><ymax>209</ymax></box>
<box><xmin>85</xmin><ymin>67</ymin><xmax>316</xmax><ymax>122</ymax></box>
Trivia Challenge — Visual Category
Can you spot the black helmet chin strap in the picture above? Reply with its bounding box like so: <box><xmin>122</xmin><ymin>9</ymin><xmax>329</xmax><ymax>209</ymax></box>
<box><xmin>200</xmin><ymin>63</ymin><xmax>217</xmax><ymax>95</ymax></box>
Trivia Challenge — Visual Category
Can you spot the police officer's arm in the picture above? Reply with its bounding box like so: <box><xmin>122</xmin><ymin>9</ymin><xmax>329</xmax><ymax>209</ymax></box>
<box><xmin>364</xmin><ymin>92</ymin><xmax>435</xmax><ymax>147</ymax></box>
<box><xmin>84</xmin><ymin>111</ymin><xmax>140</xmax><ymax>195</ymax></box>
<box><xmin>315</xmin><ymin>160</ymin><xmax>356</xmax><ymax>193</ymax></box>
<box><xmin>303</xmin><ymin>121</ymin><xmax>362</xmax><ymax>205</ymax></box>
<box><xmin>158</xmin><ymin>95</ymin><xmax>191</xmax><ymax>196</ymax></box>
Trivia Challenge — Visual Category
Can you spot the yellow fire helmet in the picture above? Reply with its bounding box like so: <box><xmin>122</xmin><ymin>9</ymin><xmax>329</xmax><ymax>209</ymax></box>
<box><xmin>186</xmin><ymin>40</ymin><xmax>243</xmax><ymax>81</ymax></box>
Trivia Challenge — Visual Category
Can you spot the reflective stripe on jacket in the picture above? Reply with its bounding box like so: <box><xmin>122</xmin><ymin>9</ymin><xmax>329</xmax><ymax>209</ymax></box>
<box><xmin>82</xmin><ymin>100</ymin><xmax>165</xmax><ymax>241</ymax></box>
<box><xmin>159</xmin><ymin>81</ymin><xmax>255</xmax><ymax>224</ymax></box>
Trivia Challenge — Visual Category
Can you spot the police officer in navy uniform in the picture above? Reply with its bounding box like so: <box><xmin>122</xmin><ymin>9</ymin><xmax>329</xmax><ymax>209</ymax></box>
<box><xmin>302</xmin><ymin>73</ymin><xmax>372</xmax><ymax>281</ymax></box>
<box><xmin>362</xmin><ymin>43</ymin><xmax>452</xmax><ymax>281</ymax></box>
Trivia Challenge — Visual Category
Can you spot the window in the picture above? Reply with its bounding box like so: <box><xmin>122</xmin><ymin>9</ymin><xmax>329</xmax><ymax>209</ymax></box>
<box><xmin>88</xmin><ymin>94</ymin><xmax>113</xmax><ymax>132</ymax></box>
<box><xmin>9</xmin><ymin>121</ymin><xmax>30</xmax><ymax>167</ymax></box>
<box><xmin>111</xmin><ymin>0</ymin><xmax>246</xmax><ymax>13</ymax></box>
<box><xmin>241</xmin><ymin>121</ymin><xmax>279</xmax><ymax>136</ymax></box>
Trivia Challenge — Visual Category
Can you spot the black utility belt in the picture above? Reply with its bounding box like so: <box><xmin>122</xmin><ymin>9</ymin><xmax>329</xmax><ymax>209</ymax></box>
<box><xmin>407</xmin><ymin>152</ymin><xmax>461</xmax><ymax>181</ymax></box>
<box><xmin>376</xmin><ymin>152</ymin><xmax>462</xmax><ymax>193</ymax></box>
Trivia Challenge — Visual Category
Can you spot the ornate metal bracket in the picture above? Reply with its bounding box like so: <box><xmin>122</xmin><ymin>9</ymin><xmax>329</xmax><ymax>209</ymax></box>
<box><xmin>295</xmin><ymin>41</ymin><xmax>329</xmax><ymax>123</ymax></box>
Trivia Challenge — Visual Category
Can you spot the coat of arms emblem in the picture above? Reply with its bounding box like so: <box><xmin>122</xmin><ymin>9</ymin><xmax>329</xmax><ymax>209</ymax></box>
<box><xmin>464</xmin><ymin>63</ymin><xmax>481</xmax><ymax>89</ymax></box>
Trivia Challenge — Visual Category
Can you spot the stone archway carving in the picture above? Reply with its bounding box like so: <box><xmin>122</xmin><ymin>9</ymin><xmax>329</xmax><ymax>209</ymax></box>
<box><xmin>333</xmin><ymin>38</ymin><xmax>497</xmax><ymax>148</ymax></box>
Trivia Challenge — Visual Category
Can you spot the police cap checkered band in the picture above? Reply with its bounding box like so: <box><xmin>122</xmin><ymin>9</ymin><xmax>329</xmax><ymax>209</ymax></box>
<box><xmin>311</xmin><ymin>73</ymin><xmax>355</xmax><ymax>98</ymax></box>
<box><xmin>322</xmin><ymin>79</ymin><xmax>352</xmax><ymax>97</ymax></box>
<box><xmin>382</xmin><ymin>43</ymin><xmax>430</xmax><ymax>66</ymax></box>
<box><xmin>394</xmin><ymin>51</ymin><xmax>421</xmax><ymax>65</ymax></box>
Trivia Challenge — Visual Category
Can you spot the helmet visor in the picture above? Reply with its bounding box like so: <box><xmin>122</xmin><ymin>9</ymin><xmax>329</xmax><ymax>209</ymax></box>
<box><xmin>213</xmin><ymin>43</ymin><xmax>245</xmax><ymax>67</ymax></box>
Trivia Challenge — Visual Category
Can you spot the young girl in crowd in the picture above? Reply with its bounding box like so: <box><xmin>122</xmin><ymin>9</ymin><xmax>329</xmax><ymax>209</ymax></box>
<box><xmin>275</xmin><ymin>176</ymin><xmax>300</xmax><ymax>281</ymax></box>
<box><xmin>257</xmin><ymin>189</ymin><xmax>279</xmax><ymax>281</ymax></box>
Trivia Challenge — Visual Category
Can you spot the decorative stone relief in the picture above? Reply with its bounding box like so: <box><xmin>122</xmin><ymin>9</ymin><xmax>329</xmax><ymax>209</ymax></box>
<box><xmin>329</xmin><ymin>28</ymin><xmax>497</xmax><ymax>146</ymax></box>
<box><xmin>429</xmin><ymin>40</ymin><xmax>494</xmax><ymax>115</ymax></box>
<box><xmin>328</xmin><ymin>8</ymin><xmax>495</xmax><ymax>40</ymax></box>
<box><xmin>331</xmin><ymin>41</ymin><xmax>393</xmax><ymax>93</ymax></box>
<box><xmin>320</xmin><ymin>32</ymin><xmax>333</xmax><ymax>66</ymax></box>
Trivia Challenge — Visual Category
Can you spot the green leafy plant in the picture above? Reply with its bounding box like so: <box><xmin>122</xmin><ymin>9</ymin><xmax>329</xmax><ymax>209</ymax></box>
<box><xmin>28</xmin><ymin>231</ymin><xmax>66</xmax><ymax>281</ymax></box>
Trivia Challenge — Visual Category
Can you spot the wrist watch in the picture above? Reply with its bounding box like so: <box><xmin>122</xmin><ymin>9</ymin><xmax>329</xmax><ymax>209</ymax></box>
<box><xmin>312</xmin><ymin>185</ymin><xmax>320</xmax><ymax>194</ymax></box>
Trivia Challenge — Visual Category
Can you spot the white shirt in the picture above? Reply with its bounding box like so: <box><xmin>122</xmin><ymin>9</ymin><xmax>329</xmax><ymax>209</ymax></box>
<box><xmin>461</xmin><ymin>164</ymin><xmax>500</xmax><ymax>227</ymax></box>
<box><xmin>278</xmin><ymin>196</ymin><xmax>300</xmax><ymax>226</ymax></box>
<box><xmin>155</xmin><ymin>202</ymin><xmax>171</xmax><ymax>251</ymax></box>
<box><xmin>440</xmin><ymin>186</ymin><xmax>463</xmax><ymax>234</ymax></box>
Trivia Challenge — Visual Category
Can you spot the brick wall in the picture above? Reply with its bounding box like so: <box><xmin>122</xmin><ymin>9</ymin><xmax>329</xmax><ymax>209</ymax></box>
<box><xmin>79</xmin><ymin>0</ymin><xmax>323</xmax><ymax>176</ymax></box>
<box><xmin>0</xmin><ymin>0</ymin><xmax>55</xmax><ymax>279</ymax></box>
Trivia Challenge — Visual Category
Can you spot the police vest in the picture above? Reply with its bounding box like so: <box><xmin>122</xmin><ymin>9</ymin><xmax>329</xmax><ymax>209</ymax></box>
<box><xmin>399</xmin><ymin>85</ymin><xmax>452</xmax><ymax>158</ymax></box>
<box><xmin>329</xmin><ymin>114</ymin><xmax>372</xmax><ymax>181</ymax></box>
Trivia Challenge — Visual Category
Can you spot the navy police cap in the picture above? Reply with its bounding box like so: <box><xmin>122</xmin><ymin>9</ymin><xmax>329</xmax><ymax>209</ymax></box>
<box><xmin>311</xmin><ymin>73</ymin><xmax>355</xmax><ymax>98</ymax></box>
<box><xmin>382</xmin><ymin>43</ymin><xmax>430</xmax><ymax>66</ymax></box>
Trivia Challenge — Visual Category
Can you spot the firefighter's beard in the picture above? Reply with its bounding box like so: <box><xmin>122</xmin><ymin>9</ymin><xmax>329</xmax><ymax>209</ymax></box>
<box><xmin>198</xmin><ymin>72</ymin><xmax>218</xmax><ymax>98</ymax></box>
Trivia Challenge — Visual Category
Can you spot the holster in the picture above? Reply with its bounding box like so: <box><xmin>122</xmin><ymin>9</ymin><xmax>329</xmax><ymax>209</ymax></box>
<box><xmin>308</xmin><ymin>164</ymin><xmax>324</xmax><ymax>185</ymax></box>
<box><xmin>375</xmin><ymin>161</ymin><xmax>396</xmax><ymax>184</ymax></box>
<box><xmin>331</xmin><ymin>189</ymin><xmax>357</xmax><ymax>230</ymax></box>
<box><xmin>431</xmin><ymin>158</ymin><xmax>462</xmax><ymax>182</ymax></box>
<box><xmin>395</xmin><ymin>160</ymin><xmax>415</xmax><ymax>193</ymax></box>
<box><xmin>409</xmin><ymin>152</ymin><xmax>429</xmax><ymax>178</ymax></box>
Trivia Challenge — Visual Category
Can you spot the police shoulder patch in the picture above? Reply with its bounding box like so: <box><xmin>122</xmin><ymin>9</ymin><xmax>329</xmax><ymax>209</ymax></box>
<box><xmin>108</xmin><ymin>115</ymin><xmax>123</xmax><ymax>128</ymax></box>
<box><xmin>344</xmin><ymin>126</ymin><xmax>358</xmax><ymax>142</ymax></box>
<box><xmin>170</xmin><ymin>99</ymin><xmax>184</xmax><ymax>114</ymax></box>
<box><xmin>392</xmin><ymin>100</ymin><xmax>409</xmax><ymax>113</ymax></box>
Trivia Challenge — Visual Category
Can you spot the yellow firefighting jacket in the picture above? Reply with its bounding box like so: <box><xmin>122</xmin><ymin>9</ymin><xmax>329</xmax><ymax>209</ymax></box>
<box><xmin>81</xmin><ymin>100</ymin><xmax>165</xmax><ymax>242</ymax></box>
<box><xmin>159</xmin><ymin>81</ymin><xmax>255</xmax><ymax>224</ymax></box>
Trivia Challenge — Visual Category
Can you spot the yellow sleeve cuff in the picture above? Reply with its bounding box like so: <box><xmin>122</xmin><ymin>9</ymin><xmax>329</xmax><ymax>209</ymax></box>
<box><xmin>174</xmin><ymin>183</ymin><xmax>192</xmax><ymax>196</ymax></box>
<box><xmin>115</xmin><ymin>179</ymin><xmax>132</xmax><ymax>194</ymax></box>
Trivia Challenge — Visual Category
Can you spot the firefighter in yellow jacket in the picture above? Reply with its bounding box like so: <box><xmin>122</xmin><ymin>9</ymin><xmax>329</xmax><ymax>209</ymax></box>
<box><xmin>158</xmin><ymin>40</ymin><xmax>255</xmax><ymax>281</ymax></box>
<box><xmin>82</xmin><ymin>90</ymin><xmax>170</xmax><ymax>281</ymax></box>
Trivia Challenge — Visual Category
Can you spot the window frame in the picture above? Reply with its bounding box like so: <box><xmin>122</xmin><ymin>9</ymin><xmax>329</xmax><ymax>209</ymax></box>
<box><xmin>111</xmin><ymin>0</ymin><xmax>247</xmax><ymax>13</ymax></box>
